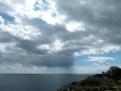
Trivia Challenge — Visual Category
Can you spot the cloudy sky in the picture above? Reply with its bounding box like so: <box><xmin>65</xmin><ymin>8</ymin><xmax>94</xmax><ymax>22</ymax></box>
<box><xmin>0</xmin><ymin>0</ymin><xmax>121</xmax><ymax>74</ymax></box>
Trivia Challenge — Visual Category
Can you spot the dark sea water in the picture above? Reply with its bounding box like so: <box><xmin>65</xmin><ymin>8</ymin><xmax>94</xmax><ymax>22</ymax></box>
<box><xmin>0</xmin><ymin>74</ymin><xmax>89</xmax><ymax>91</ymax></box>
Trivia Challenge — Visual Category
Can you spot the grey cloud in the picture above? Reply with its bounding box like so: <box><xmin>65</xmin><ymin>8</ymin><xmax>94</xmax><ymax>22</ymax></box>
<box><xmin>0</xmin><ymin>54</ymin><xmax>74</xmax><ymax>67</ymax></box>
<box><xmin>56</xmin><ymin>0</ymin><xmax>121</xmax><ymax>45</ymax></box>
<box><xmin>56</xmin><ymin>0</ymin><xmax>121</xmax><ymax>29</ymax></box>
<box><xmin>0</xmin><ymin>26</ymin><xmax>74</xmax><ymax>68</ymax></box>
<box><xmin>16</xmin><ymin>39</ymin><xmax>49</xmax><ymax>55</ymax></box>
<box><xmin>25</xmin><ymin>18</ymin><xmax>66</xmax><ymax>34</ymax></box>
<box><xmin>56</xmin><ymin>0</ymin><xmax>94</xmax><ymax>22</ymax></box>
<box><xmin>0</xmin><ymin>3</ymin><xmax>12</xmax><ymax>12</ymax></box>
<box><xmin>0</xmin><ymin>32</ymin><xmax>15</xmax><ymax>42</ymax></box>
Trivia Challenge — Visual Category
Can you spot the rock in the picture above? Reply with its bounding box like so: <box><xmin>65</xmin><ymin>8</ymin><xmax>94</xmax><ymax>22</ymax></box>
<box><xmin>58</xmin><ymin>66</ymin><xmax>121</xmax><ymax>91</ymax></box>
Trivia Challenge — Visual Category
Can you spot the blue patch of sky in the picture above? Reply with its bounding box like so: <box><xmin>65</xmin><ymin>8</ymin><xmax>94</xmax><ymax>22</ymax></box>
<box><xmin>33</xmin><ymin>1</ymin><xmax>41</xmax><ymax>11</ymax></box>
<box><xmin>100</xmin><ymin>51</ymin><xmax>121</xmax><ymax>67</ymax></box>
<box><xmin>33</xmin><ymin>0</ymin><xmax>52</xmax><ymax>13</ymax></box>
<box><xmin>74</xmin><ymin>50</ymin><xmax>121</xmax><ymax>67</ymax></box>
<box><xmin>0</xmin><ymin>12</ymin><xmax>15</xmax><ymax>24</ymax></box>
<box><xmin>74</xmin><ymin>56</ymin><xmax>93</xmax><ymax>67</ymax></box>
<box><xmin>33</xmin><ymin>0</ymin><xmax>47</xmax><ymax>11</ymax></box>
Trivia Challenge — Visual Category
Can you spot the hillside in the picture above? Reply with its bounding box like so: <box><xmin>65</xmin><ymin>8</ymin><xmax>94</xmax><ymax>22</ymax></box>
<box><xmin>58</xmin><ymin>66</ymin><xmax>121</xmax><ymax>91</ymax></box>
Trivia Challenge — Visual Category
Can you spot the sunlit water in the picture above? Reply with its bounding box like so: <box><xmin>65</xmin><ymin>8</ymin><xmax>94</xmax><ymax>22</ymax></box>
<box><xmin>0</xmin><ymin>74</ymin><xmax>89</xmax><ymax>91</ymax></box>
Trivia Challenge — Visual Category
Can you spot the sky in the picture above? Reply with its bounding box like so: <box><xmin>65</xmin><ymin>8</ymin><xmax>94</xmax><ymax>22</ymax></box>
<box><xmin>0</xmin><ymin>0</ymin><xmax>121</xmax><ymax>74</ymax></box>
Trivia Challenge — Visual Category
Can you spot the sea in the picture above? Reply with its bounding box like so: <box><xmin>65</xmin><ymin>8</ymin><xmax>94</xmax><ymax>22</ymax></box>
<box><xmin>0</xmin><ymin>74</ymin><xmax>89</xmax><ymax>91</ymax></box>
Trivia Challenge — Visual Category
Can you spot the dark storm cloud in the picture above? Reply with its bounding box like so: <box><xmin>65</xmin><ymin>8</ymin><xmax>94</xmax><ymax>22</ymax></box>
<box><xmin>16</xmin><ymin>39</ymin><xmax>49</xmax><ymax>55</ymax></box>
<box><xmin>0</xmin><ymin>54</ymin><xmax>74</xmax><ymax>67</ymax></box>
<box><xmin>56</xmin><ymin>0</ymin><xmax>93</xmax><ymax>21</ymax></box>
<box><xmin>56</xmin><ymin>0</ymin><xmax>121</xmax><ymax>45</ymax></box>
<box><xmin>56</xmin><ymin>0</ymin><xmax>121</xmax><ymax>28</ymax></box>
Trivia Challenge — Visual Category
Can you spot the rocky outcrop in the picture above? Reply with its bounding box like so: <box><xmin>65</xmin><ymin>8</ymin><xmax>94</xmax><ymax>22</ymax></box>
<box><xmin>57</xmin><ymin>66</ymin><xmax>121</xmax><ymax>91</ymax></box>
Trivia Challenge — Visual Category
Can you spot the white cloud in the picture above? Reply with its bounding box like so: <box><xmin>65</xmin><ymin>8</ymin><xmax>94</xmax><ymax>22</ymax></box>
<box><xmin>100</xmin><ymin>45</ymin><xmax>120</xmax><ymax>53</ymax></box>
<box><xmin>89</xmin><ymin>56</ymin><xmax>114</xmax><ymax>62</ymax></box>
<box><xmin>5</xmin><ymin>0</ymin><xmax>66</xmax><ymax>25</ymax></box>
<box><xmin>0</xmin><ymin>42</ymin><xmax>15</xmax><ymax>53</ymax></box>
<box><xmin>65</xmin><ymin>21</ymin><xmax>86</xmax><ymax>32</ymax></box>
<box><xmin>3</xmin><ymin>24</ymin><xmax>41</xmax><ymax>40</ymax></box>
<box><xmin>37</xmin><ymin>44</ymin><xmax>50</xmax><ymax>50</ymax></box>
<box><xmin>88</xmin><ymin>56</ymin><xmax>114</xmax><ymax>67</ymax></box>
<box><xmin>53</xmin><ymin>39</ymin><xmax>63</xmax><ymax>51</ymax></box>
<box><xmin>36</xmin><ymin>0</ymin><xmax>66</xmax><ymax>25</ymax></box>
<box><xmin>74</xmin><ymin>44</ymin><xmax>120</xmax><ymax>56</ymax></box>
<box><xmin>49</xmin><ymin>39</ymin><xmax>64</xmax><ymax>53</ymax></box>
